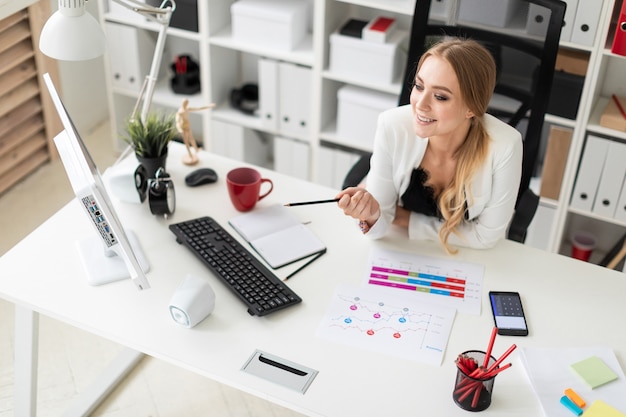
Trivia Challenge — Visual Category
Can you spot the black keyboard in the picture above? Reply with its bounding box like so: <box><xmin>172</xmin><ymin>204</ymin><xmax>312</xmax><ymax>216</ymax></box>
<box><xmin>169</xmin><ymin>216</ymin><xmax>302</xmax><ymax>316</ymax></box>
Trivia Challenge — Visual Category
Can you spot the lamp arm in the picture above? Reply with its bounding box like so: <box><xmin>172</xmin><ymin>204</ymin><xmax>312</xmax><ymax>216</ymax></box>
<box><xmin>111</xmin><ymin>0</ymin><xmax>176</xmax><ymax>123</ymax></box>
<box><xmin>112</xmin><ymin>0</ymin><xmax>174</xmax><ymax>23</ymax></box>
<box><xmin>139</xmin><ymin>20</ymin><xmax>169</xmax><ymax>123</ymax></box>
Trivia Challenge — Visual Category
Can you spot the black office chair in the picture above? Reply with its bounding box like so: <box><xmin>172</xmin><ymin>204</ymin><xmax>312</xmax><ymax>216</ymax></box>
<box><xmin>342</xmin><ymin>0</ymin><xmax>566</xmax><ymax>243</ymax></box>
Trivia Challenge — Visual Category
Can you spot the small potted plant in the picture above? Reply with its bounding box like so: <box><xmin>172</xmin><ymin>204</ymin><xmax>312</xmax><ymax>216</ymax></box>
<box><xmin>121</xmin><ymin>111</ymin><xmax>177</xmax><ymax>178</ymax></box>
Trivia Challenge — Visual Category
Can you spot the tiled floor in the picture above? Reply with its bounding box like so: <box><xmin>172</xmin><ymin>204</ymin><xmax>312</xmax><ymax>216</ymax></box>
<box><xmin>0</xmin><ymin>121</ymin><xmax>304</xmax><ymax>417</ymax></box>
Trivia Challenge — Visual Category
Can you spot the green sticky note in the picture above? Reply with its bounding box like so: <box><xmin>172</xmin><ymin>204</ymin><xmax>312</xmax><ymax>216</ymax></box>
<box><xmin>570</xmin><ymin>356</ymin><xmax>618</xmax><ymax>389</ymax></box>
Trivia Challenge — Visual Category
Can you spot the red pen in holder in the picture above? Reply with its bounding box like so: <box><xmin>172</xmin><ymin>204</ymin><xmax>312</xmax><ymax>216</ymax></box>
<box><xmin>453</xmin><ymin>350</ymin><xmax>498</xmax><ymax>411</ymax></box>
<box><xmin>453</xmin><ymin>328</ymin><xmax>515</xmax><ymax>412</ymax></box>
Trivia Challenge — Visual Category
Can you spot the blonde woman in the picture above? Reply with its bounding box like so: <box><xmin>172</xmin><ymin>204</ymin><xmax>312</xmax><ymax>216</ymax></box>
<box><xmin>336</xmin><ymin>38</ymin><xmax>522</xmax><ymax>253</ymax></box>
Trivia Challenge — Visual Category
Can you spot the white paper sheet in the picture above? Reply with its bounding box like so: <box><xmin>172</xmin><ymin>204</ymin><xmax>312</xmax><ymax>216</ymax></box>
<box><xmin>317</xmin><ymin>283</ymin><xmax>456</xmax><ymax>366</ymax></box>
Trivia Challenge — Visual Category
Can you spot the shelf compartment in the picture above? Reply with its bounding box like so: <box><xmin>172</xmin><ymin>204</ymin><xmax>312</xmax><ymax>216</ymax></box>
<box><xmin>587</xmin><ymin>96</ymin><xmax>626</xmax><ymax>140</ymax></box>
<box><xmin>210</xmin><ymin>25</ymin><xmax>314</xmax><ymax>67</ymax></box>
<box><xmin>559</xmin><ymin>212</ymin><xmax>626</xmax><ymax>267</ymax></box>
<box><xmin>322</xmin><ymin>69</ymin><xmax>403</xmax><ymax>96</ymax></box>
<box><xmin>334</xmin><ymin>0</ymin><xmax>415</xmax><ymax>16</ymax></box>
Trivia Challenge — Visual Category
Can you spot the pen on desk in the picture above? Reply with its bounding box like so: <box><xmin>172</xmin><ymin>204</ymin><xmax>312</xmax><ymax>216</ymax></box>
<box><xmin>283</xmin><ymin>249</ymin><xmax>326</xmax><ymax>281</ymax></box>
<box><xmin>612</xmin><ymin>94</ymin><xmax>626</xmax><ymax>119</ymax></box>
<box><xmin>284</xmin><ymin>198</ymin><xmax>340</xmax><ymax>207</ymax></box>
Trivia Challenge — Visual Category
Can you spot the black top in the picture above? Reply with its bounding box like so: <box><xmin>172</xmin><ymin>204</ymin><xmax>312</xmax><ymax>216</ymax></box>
<box><xmin>401</xmin><ymin>167</ymin><xmax>469</xmax><ymax>221</ymax></box>
<box><xmin>400</xmin><ymin>167</ymin><xmax>441</xmax><ymax>219</ymax></box>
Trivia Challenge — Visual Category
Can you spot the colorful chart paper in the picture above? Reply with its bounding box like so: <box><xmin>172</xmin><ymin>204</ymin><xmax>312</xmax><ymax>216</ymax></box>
<box><xmin>364</xmin><ymin>247</ymin><xmax>484</xmax><ymax>315</ymax></box>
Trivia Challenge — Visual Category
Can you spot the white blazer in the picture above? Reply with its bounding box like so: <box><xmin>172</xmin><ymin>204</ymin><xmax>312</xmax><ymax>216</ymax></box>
<box><xmin>365</xmin><ymin>104</ymin><xmax>523</xmax><ymax>249</ymax></box>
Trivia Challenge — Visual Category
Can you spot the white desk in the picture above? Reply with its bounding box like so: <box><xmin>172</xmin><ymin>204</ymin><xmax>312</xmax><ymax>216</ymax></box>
<box><xmin>1</xmin><ymin>143</ymin><xmax>625</xmax><ymax>416</ymax></box>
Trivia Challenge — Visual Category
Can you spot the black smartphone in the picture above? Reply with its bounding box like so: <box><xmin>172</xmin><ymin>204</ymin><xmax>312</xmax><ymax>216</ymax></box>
<box><xmin>489</xmin><ymin>291</ymin><xmax>529</xmax><ymax>336</ymax></box>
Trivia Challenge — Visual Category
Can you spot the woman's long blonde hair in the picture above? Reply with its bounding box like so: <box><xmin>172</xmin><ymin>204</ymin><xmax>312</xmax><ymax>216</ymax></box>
<box><xmin>416</xmin><ymin>39</ymin><xmax>496</xmax><ymax>253</ymax></box>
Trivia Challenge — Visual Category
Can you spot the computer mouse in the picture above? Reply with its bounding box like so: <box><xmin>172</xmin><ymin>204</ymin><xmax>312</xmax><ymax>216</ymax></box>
<box><xmin>185</xmin><ymin>168</ymin><xmax>218</xmax><ymax>187</ymax></box>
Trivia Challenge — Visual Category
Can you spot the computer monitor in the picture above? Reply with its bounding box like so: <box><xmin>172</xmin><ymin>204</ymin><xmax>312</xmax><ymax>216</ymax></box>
<box><xmin>43</xmin><ymin>73</ymin><xmax>150</xmax><ymax>290</ymax></box>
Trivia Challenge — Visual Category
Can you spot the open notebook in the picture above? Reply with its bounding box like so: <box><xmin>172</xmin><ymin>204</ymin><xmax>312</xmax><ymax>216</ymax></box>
<box><xmin>229</xmin><ymin>204</ymin><xmax>326</xmax><ymax>269</ymax></box>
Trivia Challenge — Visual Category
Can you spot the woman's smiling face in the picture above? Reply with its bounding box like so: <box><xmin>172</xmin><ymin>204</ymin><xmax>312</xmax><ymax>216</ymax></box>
<box><xmin>410</xmin><ymin>55</ymin><xmax>474</xmax><ymax>144</ymax></box>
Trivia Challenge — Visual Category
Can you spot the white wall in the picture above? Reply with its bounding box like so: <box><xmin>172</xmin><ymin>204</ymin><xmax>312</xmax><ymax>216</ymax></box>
<box><xmin>49</xmin><ymin>0</ymin><xmax>109</xmax><ymax>133</ymax></box>
<box><xmin>0</xmin><ymin>0</ymin><xmax>37</xmax><ymax>19</ymax></box>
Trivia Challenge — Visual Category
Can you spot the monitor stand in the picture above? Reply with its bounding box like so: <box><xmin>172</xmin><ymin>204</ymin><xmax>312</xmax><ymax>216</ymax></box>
<box><xmin>76</xmin><ymin>230</ymin><xmax>150</xmax><ymax>286</ymax></box>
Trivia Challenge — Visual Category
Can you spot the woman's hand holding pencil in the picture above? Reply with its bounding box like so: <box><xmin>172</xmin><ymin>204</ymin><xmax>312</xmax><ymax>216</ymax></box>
<box><xmin>334</xmin><ymin>187</ymin><xmax>381</xmax><ymax>227</ymax></box>
<box><xmin>284</xmin><ymin>188</ymin><xmax>382</xmax><ymax>234</ymax></box>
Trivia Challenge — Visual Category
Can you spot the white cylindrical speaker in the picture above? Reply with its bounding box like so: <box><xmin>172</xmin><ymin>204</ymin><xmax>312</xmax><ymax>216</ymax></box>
<box><xmin>169</xmin><ymin>274</ymin><xmax>215</xmax><ymax>328</ymax></box>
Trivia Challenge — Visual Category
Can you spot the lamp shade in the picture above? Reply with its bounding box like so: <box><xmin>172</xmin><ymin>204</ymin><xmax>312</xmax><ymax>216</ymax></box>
<box><xmin>39</xmin><ymin>0</ymin><xmax>106</xmax><ymax>61</ymax></box>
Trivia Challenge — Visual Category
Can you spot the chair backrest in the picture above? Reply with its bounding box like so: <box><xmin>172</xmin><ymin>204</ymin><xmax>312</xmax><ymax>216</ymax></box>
<box><xmin>400</xmin><ymin>0</ymin><xmax>567</xmax><ymax>202</ymax></box>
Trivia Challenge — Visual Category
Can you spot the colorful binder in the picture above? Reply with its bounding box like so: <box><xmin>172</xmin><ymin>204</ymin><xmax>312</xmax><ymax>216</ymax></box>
<box><xmin>612</xmin><ymin>0</ymin><xmax>626</xmax><ymax>56</ymax></box>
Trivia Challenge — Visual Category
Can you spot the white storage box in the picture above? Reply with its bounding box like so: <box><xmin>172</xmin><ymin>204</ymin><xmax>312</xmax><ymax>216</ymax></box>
<box><xmin>458</xmin><ymin>0</ymin><xmax>525</xmax><ymax>28</ymax></box>
<box><xmin>329</xmin><ymin>30</ymin><xmax>407</xmax><ymax>83</ymax></box>
<box><xmin>337</xmin><ymin>85</ymin><xmax>397</xmax><ymax>149</ymax></box>
<box><xmin>231</xmin><ymin>0</ymin><xmax>309</xmax><ymax>51</ymax></box>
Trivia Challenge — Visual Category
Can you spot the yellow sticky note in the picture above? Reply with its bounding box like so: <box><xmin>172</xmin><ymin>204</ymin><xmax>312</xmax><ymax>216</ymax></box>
<box><xmin>570</xmin><ymin>356</ymin><xmax>618</xmax><ymax>389</ymax></box>
<box><xmin>582</xmin><ymin>400</ymin><xmax>626</xmax><ymax>417</ymax></box>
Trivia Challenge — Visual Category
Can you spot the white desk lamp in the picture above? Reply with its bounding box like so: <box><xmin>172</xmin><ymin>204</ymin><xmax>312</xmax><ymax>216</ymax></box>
<box><xmin>39</xmin><ymin>0</ymin><xmax>176</xmax><ymax>124</ymax></box>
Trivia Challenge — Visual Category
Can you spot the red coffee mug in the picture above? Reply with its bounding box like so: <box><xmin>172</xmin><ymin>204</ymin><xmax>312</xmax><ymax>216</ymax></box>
<box><xmin>226</xmin><ymin>167</ymin><xmax>273</xmax><ymax>212</ymax></box>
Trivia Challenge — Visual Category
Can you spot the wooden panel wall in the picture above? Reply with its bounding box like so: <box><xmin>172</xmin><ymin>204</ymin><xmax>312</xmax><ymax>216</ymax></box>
<box><xmin>0</xmin><ymin>0</ymin><xmax>61</xmax><ymax>195</ymax></box>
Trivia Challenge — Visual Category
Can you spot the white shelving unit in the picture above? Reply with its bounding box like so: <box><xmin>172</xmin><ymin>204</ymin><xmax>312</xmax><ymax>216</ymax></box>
<box><xmin>548</xmin><ymin>0</ymin><xmax>626</xmax><ymax>270</ymax></box>
<box><xmin>97</xmin><ymin>0</ymin><xmax>626</xmax><ymax>271</ymax></box>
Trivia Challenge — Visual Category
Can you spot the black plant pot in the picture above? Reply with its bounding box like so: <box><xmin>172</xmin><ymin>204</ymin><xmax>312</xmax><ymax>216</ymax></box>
<box><xmin>136</xmin><ymin>152</ymin><xmax>168</xmax><ymax>179</ymax></box>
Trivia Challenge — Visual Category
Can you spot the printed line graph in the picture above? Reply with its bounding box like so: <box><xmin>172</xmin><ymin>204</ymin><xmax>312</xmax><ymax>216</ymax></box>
<box><xmin>318</xmin><ymin>284</ymin><xmax>456</xmax><ymax>365</ymax></box>
<box><xmin>333</xmin><ymin>294</ymin><xmax>434</xmax><ymax>345</ymax></box>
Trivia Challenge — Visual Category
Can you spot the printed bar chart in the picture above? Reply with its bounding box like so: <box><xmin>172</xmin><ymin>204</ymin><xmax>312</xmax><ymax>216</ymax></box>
<box><xmin>365</xmin><ymin>248</ymin><xmax>484</xmax><ymax>315</ymax></box>
<box><xmin>370</xmin><ymin>266</ymin><xmax>467</xmax><ymax>298</ymax></box>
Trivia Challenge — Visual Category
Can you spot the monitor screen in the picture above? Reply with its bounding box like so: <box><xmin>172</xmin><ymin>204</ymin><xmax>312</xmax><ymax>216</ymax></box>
<box><xmin>43</xmin><ymin>73</ymin><xmax>150</xmax><ymax>290</ymax></box>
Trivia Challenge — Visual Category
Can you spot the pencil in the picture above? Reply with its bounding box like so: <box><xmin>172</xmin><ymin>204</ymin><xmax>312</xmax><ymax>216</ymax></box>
<box><xmin>612</xmin><ymin>94</ymin><xmax>626</xmax><ymax>119</ymax></box>
<box><xmin>486</xmin><ymin>344</ymin><xmax>517</xmax><ymax>373</ymax></box>
<box><xmin>283</xmin><ymin>249</ymin><xmax>326</xmax><ymax>281</ymax></box>
<box><xmin>284</xmin><ymin>198</ymin><xmax>340</xmax><ymax>207</ymax></box>
<box><xmin>483</xmin><ymin>327</ymin><xmax>498</xmax><ymax>368</ymax></box>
